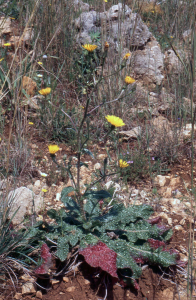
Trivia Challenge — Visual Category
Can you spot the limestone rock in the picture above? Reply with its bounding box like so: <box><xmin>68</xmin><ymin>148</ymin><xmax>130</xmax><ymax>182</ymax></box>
<box><xmin>182</xmin><ymin>29</ymin><xmax>191</xmax><ymax>43</ymax></box>
<box><xmin>22</xmin><ymin>282</ymin><xmax>36</xmax><ymax>295</ymax></box>
<box><xmin>14</xmin><ymin>293</ymin><xmax>22</xmax><ymax>300</ymax></box>
<box><xmin>36</xmin><ymin>291</ymin><xmax>42</xmax><ymax>299</ymax></box>
<box><xmin>22</xmin><ymin>27</ymin><xmax>34</xmax><ymax>43</ymax></box>
<box><xmin>164</xmin><ymin>49</ymin><xmax>184</xmax><ymax>73</ymax></box>
<box><xmin>133</xmin><ymin>39</ymin><xmax>164</xmax><ymax>86</ymax></box>
<box><xmin>0</xmin><ymin>17</ymin><xmax>11</xmax><ymax>35</ymax></box>
<box><xmin>66</xmin><ymin>286</ymin><xmax>75</xmax><ymax>292</ymax></box>
<box><xmin>74</xmin><ymin>4</ymin><xmax>152</xmax><ymax>48</ymax></box>
<box><xmin>119</xmin><ymin>126</ymin><xmax>141</xmax><ymax>140</ymax></box>
<box><xmin>8</xmin><ymin>187</ymin><xmax>44</xmax><ymax>225</ymax></box>
<box><xmin>22</xmin><ymin>76</ymin><xmax>37</xmax><ymax>97</ymax></box>
<box><xmin>154</xmin><ymin>175</ymin><xmax>167</xmax><ymax>187</ymax></box>
<box><xmin>72</xmin><ymin>0</ymin><xmax>89</xmax><ymax>12</ymax></box>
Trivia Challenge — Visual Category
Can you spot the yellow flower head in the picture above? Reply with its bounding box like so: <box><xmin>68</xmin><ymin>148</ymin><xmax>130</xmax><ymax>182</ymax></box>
<box><xmin>82</xmin><ymin>44</ymin><xmax>98</xmax><ymax>52</ymax></box>
<box><xmin>42</xmin><ymin>189</ymin><xmax>48</xmax><ymax>193</ymax></box>
<box><xmin>123</xmin><ymin>53</ymin><xmax>131</xmax><ymax>59</ymax></box>
<box><xmin>38</xmin><ymin>61</ymin><xmax>43</xmax><ymax>65</ymax></box>
<box><xmin>29</xmin><ymin>122</ymin><xmax>34</xmax><ymax>125</ymax></box>
<box><xmin>48</xmin><ymin>145</ymin><xmax>59</xmax><ymax>155</ymax></box>
<box><xmin>104</xmin><ymin>0</ymin><xmax>108</xmax><ymax>2</ymax></box>
<box><xmin>105</xmin><ymin>115</ymin><xmax>125</xmax><ymax>127</ymax></box>
<box><xmin>105</xmin><ymin>41</ymin><xmax>109</xmax><ymax>49</ymax></box>
<box><xmin>39</xmin><ymin>87</ymin><xmax>51</xmax><ymax>96</ymax></box>
<box><xmin>119</xmin><ymin>159</ymin><xmax>129</xmax><ymax>168</ymax></box>
<box><xmin>3</xmin><ymin>43</ymin><xmax>11</xmax><ymax>47</ymax></box>
<box><xmin>0</xmin><ymin>58</ymin><xmax>4</xmax><ymax>62</ymax></box>
<box><xmin>125</xmin><ymin>76</ymin><xmax>135</xmax><ymax>84</ymax></box>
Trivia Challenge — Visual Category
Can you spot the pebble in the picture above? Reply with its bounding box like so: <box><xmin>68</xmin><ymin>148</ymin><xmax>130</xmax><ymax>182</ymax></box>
<box><xmin>22</xmin><ymin>282</ymin><xmax>36</xmax><ymax>295</ymax></box>
<box><xmin>34</xmin><ymin>180</ymin><xmax>41</xmax><ymax>187</ymax></box>
<box><xmin>66</xmin><ymin>286</ymin><xmax>75</xmax><ymax>292</ymax></box>
<box><xmin>14</xmin><ymin>293</ymin><xmax>22</xmax><ymax>299</ymax></box>
<box><xmin>36</xmin><ymin>290</ymin><xmax>42</xmax><ymax>299</ymax></box>
<box><xmin>63</xmin><ymin>276</ymin><xmax>69</xmax><ymax>282</ymax></box>
<box><xmin>51</xmin><ymin>279</ymin><xmax>60</xmax><ymax>285</ymax></box>
<box><xmin>55</xmin><ymin>193</ymin><xmax>61</xmax><ymax>201</ymax></box>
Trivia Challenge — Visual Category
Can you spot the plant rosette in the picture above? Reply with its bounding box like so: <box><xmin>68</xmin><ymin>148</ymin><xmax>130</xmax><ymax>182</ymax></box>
<box><xmin>30</xmin><ymin>187</ymin><xmax>181</xmax><ymax>289</ymax></box>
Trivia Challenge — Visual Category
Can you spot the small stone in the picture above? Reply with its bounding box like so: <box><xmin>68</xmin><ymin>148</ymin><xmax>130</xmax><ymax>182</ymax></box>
<box><xmin>55</xmin><ymin>193</ymin><xmax>61</xmax><ymax>201</ymax></box>
<box><xmin>34</xmin><ymin>180</ymin><xmax>41</xmax><ymax>187</ymax></box>
<box><xmin>22</xmin><ymin>282</ymin><xmax>36</xmax><ymax>295</ymax></box>
<box><xmin>14</xmin><ymin>293</ymin><xmax>22</xmax><ymax>299</ymax></box>
<box><xmin>167</xmin><ymin>218</ymin><xmax>172</xmax><ymax>225</ymax></box>
<box><xmin>131</xmin><ymin>189</ymin><xmax>139</xmax><ymax>197</ymax></box>
<box><xmin>98</xmin><ymin>154</ymin><xmax>107</xmax><ymax>160</ymax></box>
<box><xmin>36</xmin><ymin>290</ymin><xmax>42</xmax><ymax>299</ymax></box>
<box><xmin>180</xmin><ymin>218</ymin><xmax>186</xmax><ymax>225</ymax></box>
<box><xmin>94</xmin><ymin>162</ymin><xmax>101</xmax><ymax>170</ymax></box>
<box><xmin>140</xmin><ymin>190</ymin><xmax>147</xmax><ymax>199</ymax></box>
<box><xmin>51</xmin><ymin>279</ymin><xmax>60</xmax><ymax>285</ymax></box>
<box><xmin>66</xmin><ymin>286</ymin><xmax>75</xmax><ymax>292</ymax></box>
<box><xmin>170</xmin><ymin>198</ymin><xmax>181</xmax><ymax>207</ymax></box>
<box><xmin>174</xmin><ymin>225</ymin><xmax>183</xmax><ymax>231</ymax></box>
<box><xmin>154</xmin><ymin>175</ymin><xmax>167</xmax><ymax>187</ymax></box>
<box><xmin>63</xmin><ymin>276</ymin><xmax>69</xmax><ymax>282</ymax></box>
<box><xmin>21</xmin><ymin>274</ymin><xmax>34</xmax><ymax>282</ymax></box>
<box><xmin>84</xmin><ymin>279</ymin><xmax>90</xmax><ymax>285</ymax></box>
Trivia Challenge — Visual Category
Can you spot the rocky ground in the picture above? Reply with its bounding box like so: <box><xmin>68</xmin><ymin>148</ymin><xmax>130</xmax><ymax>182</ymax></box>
<box><xmin>1</xmin><ymin>1</ymin><xmax>196</xmax><ymax>299</ymax></box>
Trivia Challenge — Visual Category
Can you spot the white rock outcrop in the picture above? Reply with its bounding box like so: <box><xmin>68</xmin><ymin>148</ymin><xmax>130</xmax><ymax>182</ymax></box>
<box><xmin>8</xmin><ymin>187</ymin><xmax>44</xmax><ymax>225</ymax></box>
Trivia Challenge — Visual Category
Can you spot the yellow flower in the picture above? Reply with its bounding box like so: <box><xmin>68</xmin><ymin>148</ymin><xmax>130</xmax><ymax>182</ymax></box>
<box><xmin>10</xmin><ymin>17</ymin><xmax>15</xmax><ymax>19</ymax></box>
<box><xmin>42</xmin><ymin>189</ymin><xmax>48</xmax><ymax>193</ymax></box>
<box><xmin>123</xmin><ymin>53</ymin><xmax>131</xmax><ymax>59</ymax></box>
<box><xmin>82</xmin><ymin>44</ymin><xmax>98</xmax><ymax>52</ymax></box>
<box><xmin>48</xmin><ymin>145</ymin><xmax>59</xmax><ymax>154</ymax></box>
<box><xmin>105</xmin><ymin>115</ymin><xmax>125</xmax><ymax>127</ymax></box>
<box><xmin>0</xmin><ymin>138</ymin><xmax>1</xmax><ymax>141</ymax></box>
<box><xmin>151</xmin><ymin>10</ymin><xmax>155</xmax><ymax>13</ymax></box>
<box><xmin>125</xmin><ymin>76</ymin><xmax>135</xmax><ymax>84</ymax></box>
<box><xmin>104</xmin><ymin>0</ymin><xmax>107</xmax><ymax>2</ymax></box>
<box><xmin>3</xmin><ymin>43</ymin><xmax>11</xmax><ymax>47</ymax></box>
<box><xmin>119</xmin><ymin>159</ymin><xmax>129</xmax><ymax>168</ymax></box>
<box><xmin>170</xmin><ymin>36</ymin><xmax>174</xmax><ymax>38</ymax></box>
<box><xmin>39</xmin><ymin>87</ymin><xmax>51</xmax><ymax>96</ymax></box>
<box><xmin>38</xmin><ymin>61</ymin><xmax>43</xmax><ymax>65</ymax></box>
<box><xmin>0</xmin><ymin>58</ymin><xmax>4</xmax><ymax>62</ymax></box>
<box><xmin>105</xmin><ymin>41</ymin><xmax>109</xmax><ymax>49</ymax></box>
<box><xmin>29</xmin><ymin>122</ymin><xmax>34</xmax><ymax>125</ymax></box>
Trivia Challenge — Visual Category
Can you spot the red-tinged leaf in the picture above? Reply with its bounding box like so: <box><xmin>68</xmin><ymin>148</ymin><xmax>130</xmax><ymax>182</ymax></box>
<box><xmin>147</xmin><ymin>216</ymin><xmax>161</xmax><ymax>225</ymax></box>
<box><xmin>133</xmin><ymin>257</ymin><xmax>146</xmax><ymax>264</ymax></box>
<box><xmin>40</xmin><ymin>243</ymin><xmax>52</xmax><ymax>261</ymax></box>
<box><xmin>79</xmin><ymin>241</ymin><xmax>118</xmax><ymax>279</ymax></box>
<box><xmin>148</xmin><ymin>239</ymin><xmax>166</xmax><ymax>250</ymax></box>
<box><xmin>157</xmin><ymin>224</ymin><xmax>167</xmax><ymax>234</ymax></box>
<box><xmin>133</xmin><ymin>279</ymin><xmax>140</xmax><ymax>290</ymax></box>
<box><xmin>163</xmin><ymin>248</ymin><xmax>180</xmax><ymax>260</ymax></box>
<box><xmin>119</xmin><ymin>278</ymin><xmax>127</xmax><ymax>287</ymax></box>
<box><xmin>35</xmin><ymin>264</ymin><xmax>48</xmax><ymax>274</ymax></box>
<box><xmin>34</xmin><ymin>243</ymin><xmax>52</xmax><ymax>275</ymax></box>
